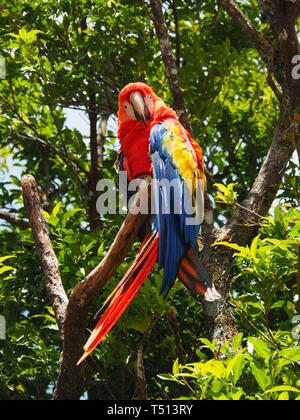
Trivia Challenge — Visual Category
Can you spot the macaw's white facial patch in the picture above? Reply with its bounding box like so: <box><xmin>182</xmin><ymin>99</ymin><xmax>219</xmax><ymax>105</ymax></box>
<box><xmin>144</xmin><ymin>93</ymin><xmax>155</xmax><ymax>117</ymax></box>
<box><xmin>123</xmin><ymin>101</ymin><xmax>137</xmax><ymax>121</ymax></box>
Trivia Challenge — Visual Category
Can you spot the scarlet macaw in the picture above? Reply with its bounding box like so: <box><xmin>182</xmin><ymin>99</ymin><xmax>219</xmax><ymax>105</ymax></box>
<box><xmin>78</xmin><ymin>82</ymin><xmax>220</xmax><ymax>364</ymax></box>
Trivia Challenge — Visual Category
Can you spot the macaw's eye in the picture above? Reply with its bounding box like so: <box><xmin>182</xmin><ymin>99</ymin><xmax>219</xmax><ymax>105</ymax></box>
<box><xmin>124</xmin><ymin>105</ymin><xmax>128</xmax><ymax>110</ymax></box>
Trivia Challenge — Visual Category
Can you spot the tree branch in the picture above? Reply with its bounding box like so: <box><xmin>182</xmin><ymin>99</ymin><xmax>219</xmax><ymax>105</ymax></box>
<box><xmin>171</xmin><ymin>0</ymin><xmax>181</xmax><ymax>68</ymax></box>
<box><xmin>168</xmin><ymin>307</ymin><xmax>184</xmax><ymax>362</ymax></box>
<box><xmin>52</xmin><ymin>177</ymin><xmax>152</xmax><ymax>400</ymax></box>
<box><xmin>271</xmin><ymin>0</ymin><xmax>300</xmax><ymax>111</ymax></box>
<box><xmin>135</xmin><ymin>347</ymin><xmax>147</xmax><ymax>400</ymax></box>
<box><xmin>218</xmin><ymin>0</ymin><xmax>273</xmax><ymax>67</ymax></box>
<box><xmin>88</xmin><ymin>89</ymin><xmax>102</xmax><ymax>231</ymax></box>
<box><xmin>0</xmin><ymin>210</ymin><xmax>30</xmax><ymax>229</ymax></box>
<box><xmin>96</xmin><ymin>114</ymin><xmax>108</xmax><ymax>170</ymax></box>
<box><xmin>218</xmin><ymin>0</ymin><xmax>281</xmax><ymax>100</ymax></box>
<box><xmin>149</xmin><ymin>0</ymin><xmax>193</xmax><ymax>134</ymax></box>
<box><xmin>21</xmin><ymin>175</ymin><xmax>68</xmax><ymax>341</ymax></box>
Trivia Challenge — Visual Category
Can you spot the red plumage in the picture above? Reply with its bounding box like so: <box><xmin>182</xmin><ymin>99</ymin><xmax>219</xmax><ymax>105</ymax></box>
<box><xmin>117</xmin><ymin>83</ymin><xmax>184</xmax><ymax>180</ymax></box>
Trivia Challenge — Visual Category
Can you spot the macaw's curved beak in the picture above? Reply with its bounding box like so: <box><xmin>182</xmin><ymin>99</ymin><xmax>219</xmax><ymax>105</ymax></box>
<box><xmin>130</xmin><ymin>91</ymin><xmax>151</xmax><ymax>126</ymax></box>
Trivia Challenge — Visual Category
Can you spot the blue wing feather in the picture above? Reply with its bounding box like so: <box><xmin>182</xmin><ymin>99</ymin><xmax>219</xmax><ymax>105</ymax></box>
<box><xmin>150</xmin><ymin>123</ymin><xmax>202</xmax><ymax>295</ymax></box>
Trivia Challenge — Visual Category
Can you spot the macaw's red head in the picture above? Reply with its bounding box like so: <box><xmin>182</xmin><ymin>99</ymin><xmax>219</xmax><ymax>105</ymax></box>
<box><xmin>118</xmin><ymin>82</ymin><xmax>164</xmax><ymax>126</ymax></box>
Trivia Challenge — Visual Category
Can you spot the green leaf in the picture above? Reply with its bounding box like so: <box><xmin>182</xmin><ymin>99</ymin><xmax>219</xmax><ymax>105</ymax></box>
<box><xmin>0</xmin><ymin>266</ymin><xmax>14</xmax><ymax>274</ymax></box>
<box><xmin>280</xmin><ymin>347</ymin><xmax>300</xmax><ymax>361</ymax></box>
<box><xmin>173</xmin><ymin>358</ymin><xmax>180</xmax><ymax>375</ymax></box>
<box><xmin>61</xmin><ymin>208</ymin><xmax>83</xmax><ymax>227</ymax></box>
<box><xmin>248</xmin><ymin>338</ymin><xmax>271</xmax><ymax>360</ymax></box>
<box><xmin>42</xmin><ymin>210</ymin><xmax>51</xmax><ymax>219</ymax></box>
<box><xmin>231</xmin><ymin>388</ymin><xmax>244</xmax><ymax>400</ymax></box>
<box><xmin>199</xmin><ymin>338</ymin><xmax>217</xmax><ymax>352</ymax></box>
<box><xmin>270</xmin><ymin>301</ymin><xmax>286</xmax><ymax>309</ymax></box>
<box><xmin>212</xmin><ymin>377</ymin><xmax>224</xmax><ymax>393</ymax></box>
<box><xmin>31</xmin><ymin>314</ymin><xmax>56</xmax><ymax>323</ymax></box>
<box><xmin>213</xmin><ymin>241</ymin><xmax>251</xmax><ymax>258</ymax></box>
<box><xmin>278</xmin><ymin>392</ymin><xmax>289</xmax><ymax>400</ymax></box>
<box><xmin>204</xmin><ymin>360</ymin><xmax>226</xmax><ymax>379</ymax></box>
<box><xmin>250</xmin><ymin>361</ymin><xmax>272</xmax><ymax>391</ymax></box>
<box><xmin>265</xmin><ymin>386</ymin><xmax>300</xmax><ymax>394</ymax></box>
<box><xmin>212</xmin><ymin>242</ymin><xmax>245</xmax><ymax>252</ymax></box>
<box><xmin>47</xmin><ymin>216</ymin><xmax>59</xmax><ymax>227</ymax></box>
<box><xmin>0</xmin><ymin>255</ymin><xmax>16</xmax><ymax>264</ymax></box>
<box><xmin>250</xmin><ymin>235</ymin><xmax>260</xmax><ymax>258</ymax></box>
<box><xmin>97</xmin><ymin>242</ymin><xmax>105</xmax><ymax>256</ymax></box>
<box><xmin>213</xmin><ymin>394</ymin><xmax>230</xmax><ymax>400</ymax></box>
<box><xmin>226</xmin><ymin>352</ymin><xmax>246</xmax><ymax>385</ymax></box>
<box><xmin>45</xmin><ymin>306</ymin><xmax>55</xmax><ymax>316</ymax></box>
<box><xmin>52</xmin><ymin>202</ymin><xmax>62</xmax><ymax>217</ymax></box>
<box><xmin>18</xmin><ymin>28</ymin><xmax>42</xmax><ymax>42</ymax></box>
<box><xmin>232</xmin><ymin>333</ymin><xmax>243</xmax><ymax>353</ymax></box>
<box><xmin>214</xmin><ymin>183</ymin><xmax>239</xmax><ymax>204</ymax></box>
<box><xmin>214</xmin><ymin>183</ymin><xmax>228</xmax><ymax>194</ymax></box>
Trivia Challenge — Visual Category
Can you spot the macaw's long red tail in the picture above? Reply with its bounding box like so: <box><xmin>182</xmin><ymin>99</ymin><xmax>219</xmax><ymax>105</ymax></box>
<box><xmin>77</xmin><ymin>231</ymin><xmax>159</xmax><ymax>365</ymax></box>
<box><xmin>178</xmin><ymin>248</ymin><xmax>221</xmax><ymax>302</ymax></box>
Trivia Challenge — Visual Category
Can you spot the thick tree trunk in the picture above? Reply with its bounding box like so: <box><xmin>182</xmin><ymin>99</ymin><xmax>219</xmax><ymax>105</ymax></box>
<box><xmin>201</xmin><ymin>107</ymin><xmax>297</xmax><ymax>343</ymax></box>
<box><xmin>200</xmin><ymin>0</ymin><xmax>300</xmax><ymax>343</ymax></box>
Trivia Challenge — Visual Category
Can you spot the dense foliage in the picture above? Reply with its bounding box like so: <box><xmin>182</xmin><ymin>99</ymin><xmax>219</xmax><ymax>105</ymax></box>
<box><xmin>0</xmin><ymin>0</ymin><xmax>299</xmax><ymax>400</ymax></box>
<box><xmin>160</xmin><ymin>205</ymin><xmax>300</xmax><ymax>400</ymax></box>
